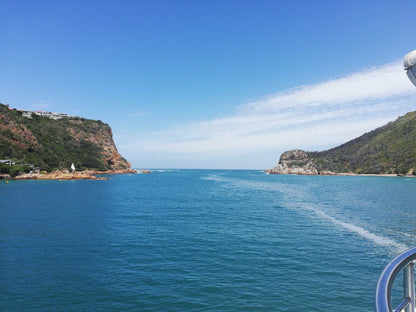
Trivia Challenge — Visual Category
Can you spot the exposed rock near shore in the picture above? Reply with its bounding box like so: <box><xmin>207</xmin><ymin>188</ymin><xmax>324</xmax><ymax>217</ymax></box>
<box><xmin>13</xmin><ymin>168</ymin><xmax>136</xmax><ymax>180</ymax></box>
<box><xmin>94</xmin><ymin>168</ymin><xmax>137</xmax><ymax>174</ymax></box>
<box><xmin>14</xmin><ymin>172</ymin><xmax>104</xmax><ymax>180</ymax></box>
<box><xmin>268</xmin><ymin>149</ymin><xmax>319</xmax><ymax>175</ymax></box>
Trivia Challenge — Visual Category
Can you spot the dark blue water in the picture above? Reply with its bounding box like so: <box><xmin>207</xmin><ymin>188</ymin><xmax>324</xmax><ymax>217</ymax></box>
<box><xmin>1</xmin><ymin>170</ymin><xmax>416</xmax><ymax>311</ymax></box>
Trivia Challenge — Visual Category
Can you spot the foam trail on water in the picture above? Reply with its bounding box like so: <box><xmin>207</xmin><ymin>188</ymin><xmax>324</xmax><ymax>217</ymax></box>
<box><xmin>202</xmin><ymin>174</ymin><xmax>226</xmax><ymax>182</ymax></box>
<box><xmin>306</xmin><ymin>205</ymin><xmax>408</xmax><ymax>253</ymax></box>
<box><xmin>202</xmin><ymin>174</ymin><xmax>285</xmax><ymax>192</ymax></box>
<box><xmin>203</xmin><ymin>174</ymin><xmax>409</xmax><ymax>253</ymax></box>
<box><xmin>400</xmin><ymin>232</ymin><xmax>416</xmax><ymax>239</ymax></box>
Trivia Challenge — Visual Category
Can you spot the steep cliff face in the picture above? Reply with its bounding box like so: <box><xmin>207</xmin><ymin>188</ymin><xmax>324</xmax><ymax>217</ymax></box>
<box><xmin>65</xmin><ymin>119</ymin><xmax>130</xmax><ymax>169</ymax></box>
<box><xmin>0</xmin><ymin>103</ymin><xmax>131</xmax><ymax>171</ymax></box>
<box><xmin>269</xmin><ymin>149</ymin><xmax>318</xmax><ymax>175</ymax></box>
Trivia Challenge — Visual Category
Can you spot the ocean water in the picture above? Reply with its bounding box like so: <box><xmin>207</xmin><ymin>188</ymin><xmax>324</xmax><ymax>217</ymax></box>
<box><xmin>1</xmin><ymin>170</ymin><xmax>416</xmax><ymax>311</ymax></box>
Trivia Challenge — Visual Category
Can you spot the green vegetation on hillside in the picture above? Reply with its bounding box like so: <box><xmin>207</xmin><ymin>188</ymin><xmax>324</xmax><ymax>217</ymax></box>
<box><xmin>0</xmin><ymin>103</ymin><xmax>113</xmax><ymax>171</ymax></box>
<box><xmin>0</xmin><ymin>163</ymin><xmax>32</xmax><ymax>177</ymax></box>
<box><xmin>308</xmin><ymin>111</ymin><xmax>416</xmax><ymax>175</ymax></box>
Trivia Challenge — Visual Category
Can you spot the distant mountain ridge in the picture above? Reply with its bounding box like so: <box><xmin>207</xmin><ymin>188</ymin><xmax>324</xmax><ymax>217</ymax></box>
<box><xmin>0</xmin><ymin>103</ymin><xmax>131</xmax><ymax>171</ymax></box>
<box><xmin>269</xmin><ymin>111</ymin><xmax>416</xmax><ymax>175</ymax></box>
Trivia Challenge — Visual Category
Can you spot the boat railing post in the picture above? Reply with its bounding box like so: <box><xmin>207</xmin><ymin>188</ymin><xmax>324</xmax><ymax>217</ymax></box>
<box><xmin>375</xmin><ymin>248</ymin><xmax>416</xmax><ymax>312</ymax></box>
<box><xmin>403</xmin><ymin>261</ymin><xmax>415</xmax><ymax>312</ymax></box>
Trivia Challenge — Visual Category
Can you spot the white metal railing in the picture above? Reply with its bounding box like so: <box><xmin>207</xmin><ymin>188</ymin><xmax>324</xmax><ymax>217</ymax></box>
<box><xmin>375</xmin><ymin>247</ymin><xmax>416</xmax><ymax>312</ymax></box>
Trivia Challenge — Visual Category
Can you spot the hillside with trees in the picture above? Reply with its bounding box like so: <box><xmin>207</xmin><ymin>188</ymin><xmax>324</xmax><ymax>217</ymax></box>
<box><xmin>0</xmin><ymin>103</ymin><xmax>131</xmax><ymax>172</ymax></box>
<box><xmin>270</xmin><ymin>111</ymin><xmax>416</xmax><ymax>175</ymax></box>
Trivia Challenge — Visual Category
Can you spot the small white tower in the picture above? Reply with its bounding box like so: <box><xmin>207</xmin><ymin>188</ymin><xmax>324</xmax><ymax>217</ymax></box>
<box><xmin>71</xmin><ymin>163</ymin><xmax>75</xmax><ymax>173</ymax></box>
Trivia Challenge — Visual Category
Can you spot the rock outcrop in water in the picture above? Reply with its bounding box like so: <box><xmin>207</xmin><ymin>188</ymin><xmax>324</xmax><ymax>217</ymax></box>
<box><xmin>268</xmin><ymin>149</ymin><xmax>318</xmax><ymax>175</ymax></box>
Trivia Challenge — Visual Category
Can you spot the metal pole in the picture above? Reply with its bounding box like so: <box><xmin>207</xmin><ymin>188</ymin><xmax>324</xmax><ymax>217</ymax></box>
<box><xmin>403</xmin><ymin>261</ymin><xmax>415</xmax><ymax>312</ymax></box>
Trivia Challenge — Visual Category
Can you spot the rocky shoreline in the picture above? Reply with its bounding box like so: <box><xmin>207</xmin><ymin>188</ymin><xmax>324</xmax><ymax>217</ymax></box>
<box><xmin>13</xmin><ymin>168</ymin><xmax>137</xmax><ymax>180</ymax></box>
<box><xmin>265</xmin><ymin>169</ymin><xmax>411</xmax><ymax>177</ymax></box>
<box><xmin>267</xmin><ymin>149</ymin><xmax>415</xmax><ymax>177</ymax></box>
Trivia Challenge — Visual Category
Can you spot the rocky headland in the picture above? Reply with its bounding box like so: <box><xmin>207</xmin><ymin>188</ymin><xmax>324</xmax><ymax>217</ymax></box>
<box><xmin>0</xmin><ymin>103</ymin><xmax>135</xmax><ymax>175</ymax></box>
<box><xmin>267</xmin><ymin>149</ymin><xmax>318</xmax><ymax>175</ymax></box>
<box><xmin>267</xmin><ymin>111</ymin><xmax>416</xmax><ymax>176</ymax></box>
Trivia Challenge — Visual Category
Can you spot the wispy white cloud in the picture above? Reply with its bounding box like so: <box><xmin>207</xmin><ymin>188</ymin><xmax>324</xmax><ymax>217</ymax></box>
<box><xmin>245</xmin><ymin>62</ymin><xmax>414</xmax><ymax>112</ymax></box>
<box><xmin>131</xmin><ymin>110</ymin><xmax>148</xmax><ymax>118</ymax></box>
<box><xmin>120</xmin><ymin>60</ymin><xmax>416</xmax><ymax>168</ymax></box>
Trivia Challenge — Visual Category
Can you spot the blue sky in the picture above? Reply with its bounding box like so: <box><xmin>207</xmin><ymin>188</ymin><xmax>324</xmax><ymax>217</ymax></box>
<box><xmin>1</xmin><ymin>0</ymin><xmax>416</xmax><ymax>169</ymax></box>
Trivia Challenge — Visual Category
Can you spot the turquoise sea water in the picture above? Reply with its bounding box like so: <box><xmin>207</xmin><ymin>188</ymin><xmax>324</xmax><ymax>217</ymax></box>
<box><xmin>1</xmin><ymin>170</ymin><xmax>416</xmax><ymax>311</ymax></box>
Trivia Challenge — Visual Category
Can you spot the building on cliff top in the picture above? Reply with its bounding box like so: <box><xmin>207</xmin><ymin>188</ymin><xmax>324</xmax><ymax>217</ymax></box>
<box><xmin>9</xmin><ymin>106</ymin><xmax>76</xmax><ymax>120</ymax></box>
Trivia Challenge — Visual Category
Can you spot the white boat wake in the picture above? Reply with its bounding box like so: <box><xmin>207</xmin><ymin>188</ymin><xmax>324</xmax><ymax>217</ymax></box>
<box><xmin>203</xmin><ymin>173</ymin><xmax>409</xmax><ymax>253</ymax></box>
